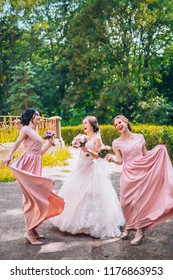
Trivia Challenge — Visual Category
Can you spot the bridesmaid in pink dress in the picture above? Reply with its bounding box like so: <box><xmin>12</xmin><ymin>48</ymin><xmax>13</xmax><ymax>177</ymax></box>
<box><xmin>3</xmin><ymin>108</ymin><xmax>64</xmax><ymax>245</ymax></box>
<box><xmin>106</xmin><ymin>115</ymin><xmax>173</xmax><ymax>245</ymax></box>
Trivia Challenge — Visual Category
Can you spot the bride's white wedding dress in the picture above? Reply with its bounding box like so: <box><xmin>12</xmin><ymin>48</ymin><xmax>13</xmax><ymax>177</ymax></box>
<box><xmin>51</xmin><ymin>140</ymin><xmax>125</xmax><ymax>239</ymax></box>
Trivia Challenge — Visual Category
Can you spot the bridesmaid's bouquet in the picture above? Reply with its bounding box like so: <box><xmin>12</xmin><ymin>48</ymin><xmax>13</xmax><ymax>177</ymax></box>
<box><xmin>43</xmin><ymin>130</ymin><xmax>56</xmax><ymax>146</ymax></box>
<box><xmin>98</xmin><ymin>145</ymin><xmax>112</xmax><ymax>158</ymax></box>
<box><xmin>72</xmin><ymin>134</ymin><xmax>89</xmax><ymax>148</ymax></box>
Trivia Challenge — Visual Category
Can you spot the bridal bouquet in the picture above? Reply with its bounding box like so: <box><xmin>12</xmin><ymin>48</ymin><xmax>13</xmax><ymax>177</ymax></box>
<box><xmin>72</xmin><ymin>134</ymin><xmax>89</xmax><ymax>148</ymax></box>
<box><xmin>98</xmin><ymin>145</ymin><xmax>112</xmax><ymax>158</ymax></box>
<box><xmin>43</xmin><ymin>130</ymin><xmax>55</xmax><ymax>146</ymax></box>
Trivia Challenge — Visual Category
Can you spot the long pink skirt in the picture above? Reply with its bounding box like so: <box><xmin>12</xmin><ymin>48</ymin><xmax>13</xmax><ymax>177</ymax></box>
<box><xmin>9</xmin><ymin>154</ymin><xmax>64</xmax><ymax>231</ymax></box>
<box><xmin>120</xmin><ymin>145</ymin><xmax>173</xmax><ymax>230</ymax></box>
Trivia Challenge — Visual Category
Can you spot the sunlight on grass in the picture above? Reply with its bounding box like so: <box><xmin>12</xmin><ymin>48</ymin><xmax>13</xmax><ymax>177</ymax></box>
<box><xmin>0</xmin><ymin>167</ymin><xmax>16</xmax><ymax>182</ymax></box>
<box><xmin>42</xmin><ymin>147</ymin><xmax>71</xmax><ymax>167</ymax></box>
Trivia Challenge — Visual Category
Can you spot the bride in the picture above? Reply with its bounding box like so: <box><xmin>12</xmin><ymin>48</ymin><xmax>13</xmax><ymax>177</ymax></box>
<box><xmin>51</xmin><ymin>116</ymin><xmax>124</xmax><ymax>239</ymax></box>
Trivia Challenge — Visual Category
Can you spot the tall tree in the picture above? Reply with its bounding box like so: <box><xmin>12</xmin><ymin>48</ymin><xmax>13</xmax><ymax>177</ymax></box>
<box><xmin>7</xmin><ymin>61</ymin><xmax>42</xmax><ymax>114</ymax></box>
<box><xmin>57</xmin><ymin>0</ymin><xmax>173</xmax><ymax>123</ymax></box>
<box><xmin>0</xmin><ymin>0</ymin><xmax>173</xmax><ymax>124</ymax></box>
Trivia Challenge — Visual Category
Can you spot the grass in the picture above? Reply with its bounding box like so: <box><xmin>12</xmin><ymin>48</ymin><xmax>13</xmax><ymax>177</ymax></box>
<box><xmin>0</xmin><ymin>147</ymin><xmax>71</xmax><ymax>182</ymax></box>
<box><xmin>0</xmin><ymin>167</ymin><xmax>16</xmax><ymax>182</ymax></box>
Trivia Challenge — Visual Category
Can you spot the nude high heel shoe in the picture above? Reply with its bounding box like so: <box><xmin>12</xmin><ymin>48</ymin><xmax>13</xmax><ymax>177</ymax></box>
<box><xmin>33</xmin><ymin>228</ymin><xmax>45</xmax><ymax>239</ymax></box>
<box><xmin>121</xmin><ymin>229</ymin><xmax>130</xmax><ymax>240</ymax></box>
<box><xmin>130</xmin><ymin>229</ymin><xmax>144</xmax><ymax>246</ymax></box>
<box><xmin>24</xmin><ymin>230</ymin><xmax>43</xmax><ymax>245</ymax></box>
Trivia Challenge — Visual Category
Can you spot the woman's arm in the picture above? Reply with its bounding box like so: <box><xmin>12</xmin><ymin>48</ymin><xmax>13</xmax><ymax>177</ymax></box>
<box><xmin>142</xmin><ymin>144</ymin><xmax>147</xmax><ymax>156</ymax></box>
<box><xmin>41</xmin><ymin>137</ymin><xmax>55</xmax><ymax>155</ymax></box>
<box><xmin>106</xmin><ymin>148</ymin><xmax>123</xmax><ymax>165</ymax></box>
<box><xmin>3</xmin><ymin>128</ymin><xmax>26</xmax><ymax>165</ymax></box>
<box><xmin>81</xmin><ymin>137</ymin><xmax>101</xmax><ymax>159</ymax></box>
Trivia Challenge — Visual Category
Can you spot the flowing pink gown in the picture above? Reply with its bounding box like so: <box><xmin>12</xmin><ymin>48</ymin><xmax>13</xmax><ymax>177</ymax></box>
<box><xmin>112</xmin><ymin>133</ymin><xmax>173</xmax><ymax>231</ymax></box>
<box><xmin>8</xmin><ymin>126</ymin><xmax>64</xmax><ymax>231</ymax></box>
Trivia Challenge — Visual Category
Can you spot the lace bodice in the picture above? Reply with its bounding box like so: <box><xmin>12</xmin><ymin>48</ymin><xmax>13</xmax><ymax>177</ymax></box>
<box><xmin>78</xmin><ymin>140</ymin><xmax>96</xmax><ymax>161</ymax></box>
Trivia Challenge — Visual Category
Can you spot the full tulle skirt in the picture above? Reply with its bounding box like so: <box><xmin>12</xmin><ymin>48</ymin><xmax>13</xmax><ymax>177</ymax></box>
<box><xmin>51</xmin><ymin>158</ymin><xmax>124</xmax><ymax>239</ymax></box>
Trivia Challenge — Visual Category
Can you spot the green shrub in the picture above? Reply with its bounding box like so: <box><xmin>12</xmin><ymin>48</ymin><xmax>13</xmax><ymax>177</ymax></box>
<box><xmin>132</xmin><ymin>124</ymin><xmax>173</xmax><ymax>159</ymax></box>
<box><xmin>0</xmin><ymin>167</ymin><xmax>16</xmax><ymax>182</ymax></box>
<box><xmin>0</xmin><ymin>126</ymin><xmax>53</xmax><ymax>143</ymax></box>
<box><xmin>0</xmin><ymin>126</ymin><xmax>20</xmax><ymax>143</ymax></box>
<box><xmin>61</xmin><ymin>125</ymin><xmax>83</xmax><ymax>145</ymax></box>
<box><xmin>42</xmin><ymin>147</ymin><xmax>71</xmax><ymax>167</ymax></box>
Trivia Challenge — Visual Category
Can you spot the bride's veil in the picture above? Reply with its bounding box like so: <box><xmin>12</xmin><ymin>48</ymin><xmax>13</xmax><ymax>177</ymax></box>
<box><xmin>96</xmin><ymin>129</ymin><xmax>103</xmax><ymax>145</ymax></box>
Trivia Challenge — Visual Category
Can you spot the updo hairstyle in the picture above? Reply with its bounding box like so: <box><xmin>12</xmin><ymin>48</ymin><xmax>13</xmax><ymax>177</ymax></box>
<box><xmin>83</xmin><ymin>116</ymin><xmax>99</xmax><ymax>133</ymax></box>
<box><xmin>20</xmin><ymin>108</ymin><xmax>36</xmax><ymax>126</ymax></box>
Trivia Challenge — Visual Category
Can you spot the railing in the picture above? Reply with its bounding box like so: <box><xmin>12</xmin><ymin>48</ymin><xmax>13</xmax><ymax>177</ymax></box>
<box><xmin>39</xmin><ymin>116</ymin><xmax>62</xmax><ymax>139</ymax></box>
<box><xmin>0</xmin><ymin>115</ymin><xmax>62</xmax><ymax>140</ymax></box>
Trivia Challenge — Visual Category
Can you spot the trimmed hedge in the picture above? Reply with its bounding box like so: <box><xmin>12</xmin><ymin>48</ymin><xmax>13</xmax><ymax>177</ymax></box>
<box><xmin>62</xmin><ymin>124</ymin><xmax>173</xmax><ymax>162</ymax></box>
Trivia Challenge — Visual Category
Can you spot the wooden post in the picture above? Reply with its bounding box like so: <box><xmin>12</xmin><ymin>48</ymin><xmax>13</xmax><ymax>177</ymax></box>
<box><xmin>50</xmin><ymin>116</ymin><xmax>62</xmax><ymax>139</ymax></box>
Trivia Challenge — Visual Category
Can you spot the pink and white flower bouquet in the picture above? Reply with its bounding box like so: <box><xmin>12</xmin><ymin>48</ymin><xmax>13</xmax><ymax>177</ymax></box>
<box><xmin>72</xmin><ymin>134</ymin><xmax>89</xmax><ymax>148</ymax></box>
<box><xmin>43</xmin><ymin>130</ymin><xmax>55</xmax><ymax>146</ymax></box>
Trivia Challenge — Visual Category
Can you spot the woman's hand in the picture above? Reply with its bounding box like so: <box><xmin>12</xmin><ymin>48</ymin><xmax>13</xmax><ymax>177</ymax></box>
<box><xmin>106</xmin><ymin>154</ymin><xmax>114</xmax><ymax>162</ymax></box>
<box><xmin>48</xmin><ymin>136</ymin><xmax>55</xmax><ymax>146</ymax></box>
<box><xmin>2</xmin><ymin>156</ymin><xmax>12</xmax><ymax>166</ymax></box>
<box><xmin>106</xmin><ymin>150</ymin><xmax>123</xmax><ymax>165</ymax></box>
<box><xmin>42</xmin><ymin>136</ymin><xmax>55</xmax><ymax>155</ymax></box>
<box><xmin>98</xmin><ymin>145</ymin><xmax>111</xmax><ymax>153</ymax></box>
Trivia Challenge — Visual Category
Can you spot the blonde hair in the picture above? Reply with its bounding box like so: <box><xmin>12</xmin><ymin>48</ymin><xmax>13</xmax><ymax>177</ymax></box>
<box><xmin>113</xmin><ymin>115</ymin><xmax>132</xmax><ymax>131</ymax></box>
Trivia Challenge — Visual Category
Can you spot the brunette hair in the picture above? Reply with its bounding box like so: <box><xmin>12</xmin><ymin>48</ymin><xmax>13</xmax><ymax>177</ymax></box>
<box><xmin>20</xmin><ymin>108</ymin><xmax>36</xmax><ymax>126</ymax></box>
<box><xmin>113</xmin><ymin>114</ymin><xmax>132</xmax><ymax>131</ymax></box>
<box><xmin>83</xmin><ymin>116</ymin><xmax>99</xmax><ymax>133</ymax></box>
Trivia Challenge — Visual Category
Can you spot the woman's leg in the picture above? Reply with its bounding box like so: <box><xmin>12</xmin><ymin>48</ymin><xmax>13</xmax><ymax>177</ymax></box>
<box><xmin>33</xmin><ymin>228</ymin><xmax>45</xmax><ymax>239</ymax></box>
<box><xmin>121</xmin><ymin>228</ymin><xmax>130</xmax><ymax>240</ymax></box>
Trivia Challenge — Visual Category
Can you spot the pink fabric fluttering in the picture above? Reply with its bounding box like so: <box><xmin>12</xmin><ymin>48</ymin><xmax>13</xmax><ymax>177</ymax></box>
<box><xmin>112</xmin><ymin>133</ymin><xmax>173</xmax><ymax>230</ymax></box>
<box><xmin>9</xmin><ymin>126</ymin><xmax>64</xmax><ymax>231</ymax></box>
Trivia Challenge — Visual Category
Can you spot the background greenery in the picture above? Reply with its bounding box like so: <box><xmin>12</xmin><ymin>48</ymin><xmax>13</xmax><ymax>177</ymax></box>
<box><xmin>61</xmin><ymin>124</ymin><xmax>173</xmax><ymax>162</ymax></box>
<box><xmin>0</xmin><ymin>0</ymin><xmax>173</xmax><ymax>125</ymax></box>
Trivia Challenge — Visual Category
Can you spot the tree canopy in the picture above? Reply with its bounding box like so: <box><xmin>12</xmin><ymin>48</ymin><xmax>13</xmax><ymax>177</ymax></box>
<box><xmin>0</xmin><ymin>0</ymin><xmax>173</xmax><ymax>125</ymax></box>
